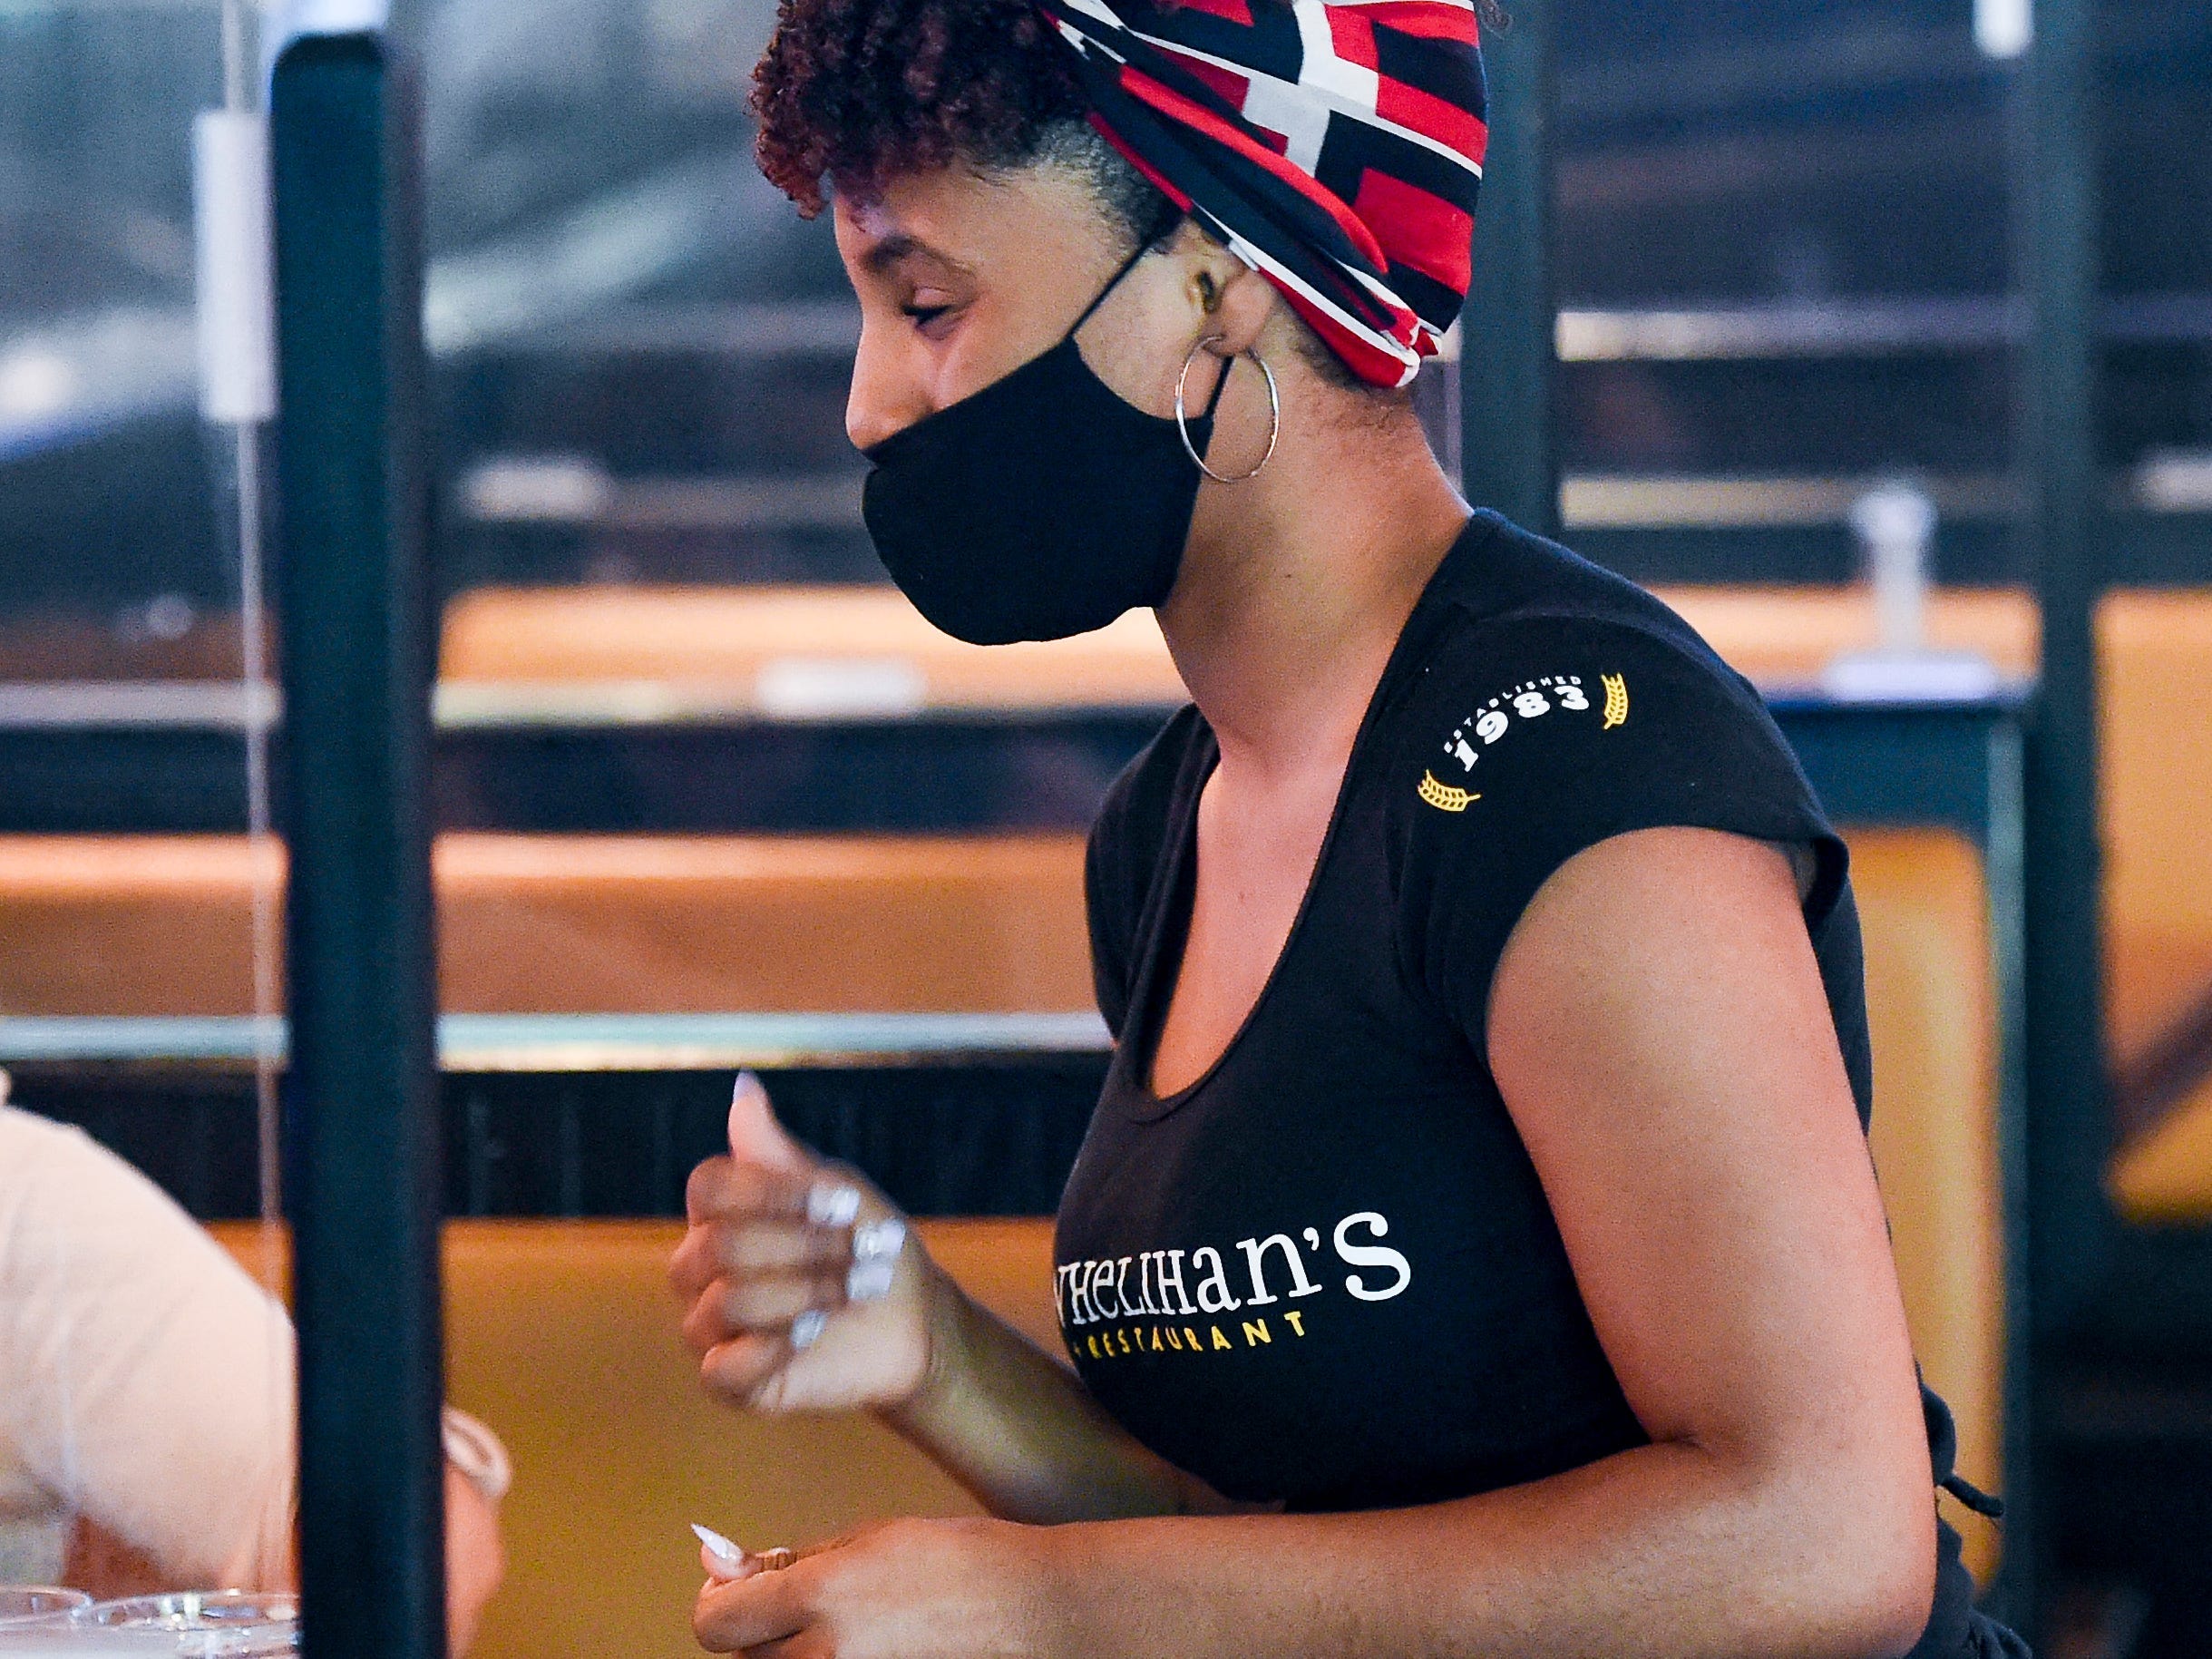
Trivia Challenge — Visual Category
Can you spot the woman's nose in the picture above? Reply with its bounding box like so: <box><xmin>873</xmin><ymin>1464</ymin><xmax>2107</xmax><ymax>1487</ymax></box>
<box><xmin>845</xmin><ymin>327</ymin><xmax>934</xmax><ymax>453</ymax></box>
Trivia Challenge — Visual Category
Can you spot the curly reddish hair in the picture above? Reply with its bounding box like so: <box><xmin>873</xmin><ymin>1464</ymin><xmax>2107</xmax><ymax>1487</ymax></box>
<box><xmin>751</xmin><ymin>0</ymin><xmax>1181</xmax><ymax>243</ymax></box>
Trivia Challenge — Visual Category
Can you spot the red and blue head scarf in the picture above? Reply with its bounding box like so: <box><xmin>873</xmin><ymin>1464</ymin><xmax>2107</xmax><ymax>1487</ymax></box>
<box><xmin>1034</xmin><ymin>0</ymin><xmax>1487</xmax><ymax>388</ymax></box>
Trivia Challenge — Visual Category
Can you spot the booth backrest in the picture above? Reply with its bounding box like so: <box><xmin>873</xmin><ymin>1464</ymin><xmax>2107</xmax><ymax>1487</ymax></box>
<box><xmin>14</xmin><ymin>581</ymin><xmax>2208</xmax><ymax>1075</ymax></box>
<box><xmin>1652</xmin><ymin>585</ymin><xmax>2041</xmax><ymax>683</ymax></box>
<box><xmin>1846</xmin><ymin>829</ymin><xmax>2004</xmax><ymax>1578</ymax></box>
<box><xmin>2095</xmin><ymin>593</ymin><xmax>2212</xmax><ymax>1079</ymax></box>
<box><xmin>0</xmin><ymin>834</ymin><xmax>1093</xmax><ymax>1016</ymax></box>
<box><xmin>2095</xmin><ymin>590</ymin><xmax>2212</xmax><ymax>1222</ymax></box>
<box><xmin>440</xmin><ymin>586</ymin><xmax>1185</xmax><ymax>712</ymax></box>
<box><xmin>441</xmin><ymin>581</ymin><xmax>2051</xmax><ymax>707</ymax></box>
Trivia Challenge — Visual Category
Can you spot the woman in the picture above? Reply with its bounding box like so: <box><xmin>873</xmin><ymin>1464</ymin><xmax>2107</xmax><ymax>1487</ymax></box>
<box><xmin>668</xmin><ymin>1</ymin><xmax>2023</xmax><ymax>1654</ymax></box>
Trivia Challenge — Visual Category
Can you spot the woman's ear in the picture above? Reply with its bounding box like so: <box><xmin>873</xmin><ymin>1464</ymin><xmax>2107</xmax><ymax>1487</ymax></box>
<box><xmin>1202</xmin><ymin>256</ymin><xmax>1278</xmax><ymax>356</ymax></box>
<box><xmin>1168</xmin><ymin>220</ymin><xmax>1272</xmax><ymax>352</ymax></box>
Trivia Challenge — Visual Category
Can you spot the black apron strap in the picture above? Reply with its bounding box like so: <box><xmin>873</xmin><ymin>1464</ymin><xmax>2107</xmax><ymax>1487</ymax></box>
<box><xmin>1923</xmin><ymin>1381</ymin><xmax>2005</xmax><ymax>1518</ymax></box>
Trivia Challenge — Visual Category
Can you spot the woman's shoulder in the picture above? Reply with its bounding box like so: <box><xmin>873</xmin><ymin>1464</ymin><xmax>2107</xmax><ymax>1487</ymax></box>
<box><xmin>1375</xmin><ymin>522</ymin><xmax>1845</xmax><ymax>1024</ymax></box>
<box><xmin>1380</xmin><ymin>606</ymin><xmax>1823</xmax><ymax>873</ymax></box>
<box><xmin>1382</xmin><ymin>514</ymin><xmax>1795</xmax><ymax>811</ymax></box>
<box><xmin>1410</xmin><ymin>511</ymin><xmax>1759</xmax><ymax>700</ymax></box>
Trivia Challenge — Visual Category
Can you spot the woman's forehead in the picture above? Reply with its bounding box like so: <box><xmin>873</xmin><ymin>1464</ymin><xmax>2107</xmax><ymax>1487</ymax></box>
<box><xmin>832</xmin><ymin>164</ymin><xmax>1116</xmax><ymax>284</ymax></box>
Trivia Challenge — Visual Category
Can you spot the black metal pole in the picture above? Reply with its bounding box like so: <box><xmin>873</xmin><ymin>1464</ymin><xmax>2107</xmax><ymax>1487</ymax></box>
<box><xmin>2012</xmin><ymin>0</ymin><xmax>2104</xmax><ymax>1638</ymax></box>
<box><xmin>2015</xmin><ymin>0</ymin><xmax>2108</xmax><ymax>1346</ymax></box>
<box><xmin>270</xmin><ymin>30</ymin><xmax>446</xmax><ymax>1659</ymax></box>
<box><xmin>1459</xmin><ymin>0</ymin><xmax>1558</xmax><ymax>540</ymax></box>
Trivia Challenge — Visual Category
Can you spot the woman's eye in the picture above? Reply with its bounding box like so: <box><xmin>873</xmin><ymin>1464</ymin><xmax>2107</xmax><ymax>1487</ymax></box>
<box><xmin>901</xmin><ymin>303</ymin><xmax>955</xmax><ymax>334</ymax></box>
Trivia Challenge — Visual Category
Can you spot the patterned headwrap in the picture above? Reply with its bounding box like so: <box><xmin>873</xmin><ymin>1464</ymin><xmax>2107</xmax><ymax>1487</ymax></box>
<box><xmin>1033</xmin><ymin>0</ymin><xmax>1487</xmax><ymax>387</ymax></box>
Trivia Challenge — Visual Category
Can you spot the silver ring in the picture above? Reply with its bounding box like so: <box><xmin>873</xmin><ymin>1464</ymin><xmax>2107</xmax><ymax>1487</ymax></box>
<box><xmin>1175</xmin><ymin>337</ymin><xmax>1280</xmax><ymax>483</ymax></box>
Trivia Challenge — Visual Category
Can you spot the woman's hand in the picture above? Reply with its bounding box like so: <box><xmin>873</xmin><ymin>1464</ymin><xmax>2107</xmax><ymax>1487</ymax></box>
<box><xmin>670</xmin><ymin>1075</ymin><xmax>936</xmax><ymax>1413</ymax></box>
<box><xmin>692</xmin><ymin>1517</ymin><xmax>1057</xmax><ymax>1659</ymax></box>
<box><xmin>677</xmin><ymin>1078</ymin><xmax>1209</xmax><ymax>1527</ymax></box>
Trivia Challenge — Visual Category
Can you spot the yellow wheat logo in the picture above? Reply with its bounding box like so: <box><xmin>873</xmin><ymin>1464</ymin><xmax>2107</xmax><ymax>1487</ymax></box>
<box><xmin>1601</xmin><ymin>674</ymin><xmax>1629</xmax><ymax>729</ymax></box>
<box><xmin>1418</xmin><ymin>771</ymin><xmax>1478</xmax><ymax>813</ymax></box>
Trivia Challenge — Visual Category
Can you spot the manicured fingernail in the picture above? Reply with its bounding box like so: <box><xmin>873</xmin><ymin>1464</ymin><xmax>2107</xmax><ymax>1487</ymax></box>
<box><xmin>790</xmin><ymin>1308</ymin><xmax>827</xmax><ymax>1350</ymax></box>
<box><xmin>807</xmin><ymin>1182</ymin><xmax>862</xmax><ymax>1228</ymax></box>
<box><xmin>853</xmin><ymin>1217</ymin><xmax>905</xmax><ymax>1263</ymax></box>
<box><xmin>691</xmin><ymin>1523</ymin><xmax>747</xmax><ymax>1579</ymax></box>
<box><xmin>847</xmin><ymin>1257</ymin><xmax>896</xmax><ymax>1303</ymax></box>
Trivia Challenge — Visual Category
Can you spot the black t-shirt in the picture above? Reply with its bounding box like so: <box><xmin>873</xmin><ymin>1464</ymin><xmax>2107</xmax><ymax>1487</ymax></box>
<box><xmin>1054</xmin><ymin>512</ymin><xmax>1990</xmax><ymax>1656</ymax></box>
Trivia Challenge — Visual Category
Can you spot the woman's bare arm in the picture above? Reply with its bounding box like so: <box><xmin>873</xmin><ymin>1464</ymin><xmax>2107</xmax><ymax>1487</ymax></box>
<box><xmin>882</xmin><ymin>1268</ymin><xmax>1238</xmax><ymax>1522</ymax></box>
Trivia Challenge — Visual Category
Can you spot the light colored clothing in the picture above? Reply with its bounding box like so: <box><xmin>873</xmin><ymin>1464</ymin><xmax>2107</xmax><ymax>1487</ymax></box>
<box><xmin>0</xmin><ymin>1105</ymin><xmax>295</xmax><ymax>1589</ymax></box>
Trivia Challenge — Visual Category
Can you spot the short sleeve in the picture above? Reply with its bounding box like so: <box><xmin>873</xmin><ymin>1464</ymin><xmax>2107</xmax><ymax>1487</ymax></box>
<box><xmin>1388</xmin><ymin>615</ymin><xmax>1847</xmax><ymax>1051</ymax></box>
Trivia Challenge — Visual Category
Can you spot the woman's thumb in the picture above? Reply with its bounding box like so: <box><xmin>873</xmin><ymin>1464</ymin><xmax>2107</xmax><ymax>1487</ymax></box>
<box><xmin>726</xmin><ymin>1072</ymin><xmax>808</xmax><ymax>1173</ymax></box>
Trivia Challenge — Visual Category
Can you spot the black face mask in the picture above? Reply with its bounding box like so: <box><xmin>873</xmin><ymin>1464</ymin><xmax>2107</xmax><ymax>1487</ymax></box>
<box><xmin>860</xmin><ymin>245</ymin><xmax>1221</xmax><ymax>646</ymax></box>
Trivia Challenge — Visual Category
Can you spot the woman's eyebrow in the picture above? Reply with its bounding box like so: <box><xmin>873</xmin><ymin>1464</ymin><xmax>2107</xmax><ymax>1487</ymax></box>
<box><xmin>861</xmin><ymin>232</ymin><xmax>969</xmax><ymax>279</ymax></box>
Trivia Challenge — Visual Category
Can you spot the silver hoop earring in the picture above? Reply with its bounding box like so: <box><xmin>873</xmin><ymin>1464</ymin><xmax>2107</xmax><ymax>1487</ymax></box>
<box><xmin>1175</xmin><ymin>337</ymin><xmax>1280</xmax><ymax>483</ymax></box>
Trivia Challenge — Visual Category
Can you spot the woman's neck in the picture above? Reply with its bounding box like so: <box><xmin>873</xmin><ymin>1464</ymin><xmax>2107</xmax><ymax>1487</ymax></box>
<box><xmin>1156</xmin><ymin>402</ymin><xmax>1470</xmax><ymax>785</ymax></box>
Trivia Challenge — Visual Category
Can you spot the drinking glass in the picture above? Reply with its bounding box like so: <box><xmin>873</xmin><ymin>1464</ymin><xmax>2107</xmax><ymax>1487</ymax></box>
<box><xmin>72</xmin><ymin>1594</ymin><xmax>297</xmax><ymax>1657</ymax></box>
<box><xmin>0</xmin><ymin>1589</ymin><xmax>93</xmax><ymax>1628</ymax></box>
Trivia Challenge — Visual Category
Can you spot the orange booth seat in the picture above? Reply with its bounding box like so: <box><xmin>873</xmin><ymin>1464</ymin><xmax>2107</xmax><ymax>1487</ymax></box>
<box><xmin>2091</xmin><ymin>594</ymin><xmax>2212</xmax><ymax>1223</ymax></box>
<box><xmin>439</xmin><ymin>580</ymin><xmax>2051</xmax><ymax>699</ymax></box>
<box><xmin>1653</xmin><ymin>584</ymin><xmax>2042</xmax><ymax>685</ymax></box>
<box><xmin>0</xmin><ymin>833</ymin><xmax>1093</xmax><ymax>1017</ymax></box>
<box><xmin>1849</xmin><ymin>830</ymin><xmax>2004</xmax><ymax>1580</ymax></box>
<box><xmin>438</xmin><ymin>586</ymin><xmax>1186</xmax><ymax>717</ymax></box>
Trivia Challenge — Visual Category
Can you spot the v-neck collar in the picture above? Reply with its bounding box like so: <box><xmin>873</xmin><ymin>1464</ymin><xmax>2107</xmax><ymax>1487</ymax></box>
<box><xmin>1108</xmin><ymin>513</ymin><xmax>1501</xmax><ymax>1122</ymax></box>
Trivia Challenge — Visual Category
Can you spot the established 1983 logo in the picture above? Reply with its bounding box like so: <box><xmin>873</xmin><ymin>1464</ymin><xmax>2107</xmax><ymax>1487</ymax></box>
<box><xmin>1418</xmin><ymin>672</ymin><xmax>1627</xmax><ymax>812</ymax></box>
